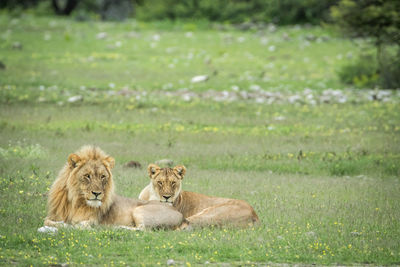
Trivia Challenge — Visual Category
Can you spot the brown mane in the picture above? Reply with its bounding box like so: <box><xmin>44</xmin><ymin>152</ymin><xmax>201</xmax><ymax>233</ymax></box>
<box><xmin>45</xmin><ymin>146</ymin><xmax>114</xmax><ymax>224</ymax></box>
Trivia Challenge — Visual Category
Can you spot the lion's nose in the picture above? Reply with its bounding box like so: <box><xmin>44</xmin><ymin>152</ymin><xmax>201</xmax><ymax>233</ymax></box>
<box><xmin>92</xmin><ymin>191</ymin><xmax>102</xmax><ymax>198</ymax></box>
<box><xmin>163</xmin><ymin>195</ymin><xmax>171</xmax><ymax>201</ymax></box>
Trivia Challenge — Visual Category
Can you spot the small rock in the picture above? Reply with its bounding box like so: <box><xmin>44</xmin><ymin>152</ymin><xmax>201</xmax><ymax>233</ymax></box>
<box><xmin>191</xmin><ymin>75</ymin><xmax>209</xmax><ymax>83</ymax></box>
<box><xmin>167</xmin><ymin>259</ymin><xmax>175</xmax><ymax>266</ymax></box>
<box><xmin>152</xmin><ymin>34</ymin><xmax>160</xmax><ymax>41</ymax></box>
<box><xmin>305</xmin><ymin>231</ymin><xmax>316</xmax><ymax>237</ymax></box>
<box><xmin>268</xmin><ymin>45</ymin><xmax>276</xmax><ymax>52</ymax></box>
<box><xmin>96</xmin><ymin>32</ymin><xmax>107</xmax><ymax>39</ymax></box>
<box><xmin>305</xmin><ymin>34</ymin><xmax>316</xmax><ymax>41</ymax></box>
<box><xmin>288</xmin><ymin>95</ymin><xmax>302</xmax><ymax>103</ymax></box>
<box><xmin>12</xmin><ymin>42</ymin><xmax>22</xmax><ymax>50</ymax></box>
<box><xmin>268</xmin><ymin>23</ymin><xmax>277</xmax><ymax>32</ymax></box>
<box><xmin>67</xmin><ymin>95</ymin><xmax>83</xmax><ymax>103</ymax></box>
<box><xmin>274</xmin><ymin>116</ymin><xmax>286</xmax><ymax>121</ymax></box>
<box><xmin>155</xmin><ymin>159</ymin><xmax>174</xmax><ymax>167</ymax></box>
<box><xmin>124</xmin><ymin>161</ymin><xmax>142</xmax><ymax>168</ymax></box>
<box><xmin>38</xmin><ymin>226</ymin><xmax>58</xmax><ymax>234</ymax></box>
<box><xmin>282</xmin><ymin>32</ymin><xmax>291</xmax><ymax>41</ymax></box>
<box><xmin>0</xmin><ymin>61</ymin><xmax>5</xmax><ymax>70</ymax></box>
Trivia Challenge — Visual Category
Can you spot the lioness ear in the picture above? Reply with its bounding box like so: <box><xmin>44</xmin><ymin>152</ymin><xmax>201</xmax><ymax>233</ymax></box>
<box><xmin>148</xmin><ymin>164</ymin><xmax>160</xmax><ymax>178</ymax></box>
<box><xmin>173</xmin><ymin>165</ymin><xmax>186</xmax><ymax>179</ymax></box>
<box><xmin>68</xmin><ymin>153</ymin><xmax>81</xmax><ymax>169</ymax></box>
<box><xmin>104</xmin><ymin>156</ymin><xmax>115</xmax><ymax>169</ymax></box>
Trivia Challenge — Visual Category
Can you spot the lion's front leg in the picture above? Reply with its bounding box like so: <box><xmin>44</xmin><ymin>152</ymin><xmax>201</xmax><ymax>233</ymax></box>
<box><xmin>44</xmin><ymin>218</ymin><xmax>70</xmax><ymax>228</ymax></box>
<box><xmin>73</xmin><ymin>220</ymin><xmax>97</xmax><ymax>229</ymax></box>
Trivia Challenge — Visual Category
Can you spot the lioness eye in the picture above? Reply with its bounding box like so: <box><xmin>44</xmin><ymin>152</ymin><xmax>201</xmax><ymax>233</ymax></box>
<box><xmin>157</xmin><ymin>181</ymin><xmax>163</xmax><ymax>186</ymax></box>
<box><xmin>171</xmin><ymin>182</ymin><xmax>176</xmax><ymax>187</ymax></box>
<box><xmin>84</xmin><ymin>174</ymin><xmax>91</xmax><ymax>179</ymax></box>
<box><xmin>101</xmin><ymin>175</ymin><xmax>106</xmax><ymax>180</ymax></box>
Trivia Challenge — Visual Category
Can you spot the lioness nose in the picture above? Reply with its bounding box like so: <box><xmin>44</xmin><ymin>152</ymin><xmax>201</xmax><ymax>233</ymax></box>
<box><xmin>92</xmin><ymin>191</ymin><xmax>101</xmax><ymax>198</ymax></box>
<box><xmin>163</xmin><ymin>195</ymin><xmax>171</xmax><ymax>200</ymax></box>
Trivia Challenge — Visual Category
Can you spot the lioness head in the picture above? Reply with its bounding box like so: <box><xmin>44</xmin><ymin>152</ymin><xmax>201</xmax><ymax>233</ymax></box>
<box><xmin>67</xmin><ymin>146</ymin><xmax>115</xmax><ymax>208</ymax></box>
<box><xmin>147</xmin><ymin>164</ymin><xmax>186</xmax><ymax>204</ymax></box>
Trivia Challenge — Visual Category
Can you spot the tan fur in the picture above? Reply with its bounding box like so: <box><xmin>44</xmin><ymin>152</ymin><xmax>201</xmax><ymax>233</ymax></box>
<box><xmin>44</xmin><ymin>146</ymin><xmax>183</xmax><ymax>229</ymax></box>
<box><xmin>139</xmin><ymin>164</ymin><xmax>259</xmax><ymax>229</ymax></box>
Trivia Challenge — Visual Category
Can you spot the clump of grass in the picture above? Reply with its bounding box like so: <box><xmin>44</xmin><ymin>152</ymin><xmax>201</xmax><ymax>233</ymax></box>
<box><xmin>0</xmin><ymin>143</ymin><xmax>46</xmax><ymax>159</ymax></box>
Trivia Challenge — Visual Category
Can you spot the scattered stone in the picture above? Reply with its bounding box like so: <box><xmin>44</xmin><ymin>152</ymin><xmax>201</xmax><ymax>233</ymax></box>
<box><xmin>305</xmin><ymin>34</ymin><xmax>316</xmax><ymax>42</ymax></box>
<box><xmin>305</xmin><ymin>231</ymin><xmax>316</xmax><ymax>237</ymax></box>
<box><xmin>321</xmin><ymin>35</ymin><xmax>331</xmax><ymax>42</ymax></box>
<box><xmin>274</xmin><ymin>116</ymin><xmax>286</xmax><ymax>121</ymax></box>
<box><xmin>282</xmin><ymin>32</ymin><xmax>291</xmax><ymax>41</ymax></box>
<box><xmin>351</xmin><ymin>231</ymin><xmax>362</xmax><ymax>236</ymax></box>
<box><xmin>268</xmin><ymin>23</ymin><xmax>277</xmax><ymax>32</ymax></box>
<box><xmin>124</xmin><ymin>161</ymin><xmax>142</xmax><ymax>168</ymax></box>
<box><xmin>152</xmin><ymin>34</ymin><xmax>160</xmax><ymax>41</ymax></box>
<box><xmin>191</xmin><ymin>75</ymin><xmax>209</xmax><ymax>83</ymax></box>
<box><xmin>268</xmin><ymin>45</ymin><xmax>276</xmax><ymax>52</ymax></box>
<box><xmin>0</xmin><ymin>61</ymin><xmax>5</xmax><ymax>70</ymax></box>
<box><xmin>96</xmin><ymin>32</ymin><xmax>107</xmax><ymax>39</ymax></box>
<box><xmin>288</xmin><ymin>95</ymin><xmax>302</xmax><ymax>103</ymax></box>
<box><xmin>37</xmin><ymin>226</ymin><xmax>58</xmax><ymax>234</ymax></box>
<box><xmin>167</xmin><ymin>259</ymin><xmax>175</xmax><ymax>266</ymax></box>
<box><xmin>12</xmin><ymin>42</ymin><xmax>22</xmax><ymax>50</ymax></box>
<box><xmin>155</xmin><ymin>159</ymin><xmax>174</xmax><ymax>167</ymax></box>
<box><xmin>67</xmin><ymin>95</ymin><xmax>83</xmax><ymax>103</ymax></box>
<box><xmin>127</xmin><ymin>31</ymin><xmax>140</xmax><ymax>38</ymax></box>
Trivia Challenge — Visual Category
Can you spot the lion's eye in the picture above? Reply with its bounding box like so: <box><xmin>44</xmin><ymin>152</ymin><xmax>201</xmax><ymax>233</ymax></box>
<box><xmin>101</xmin><ymin>175</ymin><xmax>106</xmax><ymax>180</ymax></box>
<box><xmin>171</xmin><ymin>182</ymin><xmax>176</xmax><ymax>187</ymax></box>
<box><xmin>157</xmin><ymin>181</ymin><xmax>163</xmax><ymax>186</ymax></box>
<box><xmin>84</xmin><ymin>174</ymin><xmax>91</xmax><ymax>180</ymax></box>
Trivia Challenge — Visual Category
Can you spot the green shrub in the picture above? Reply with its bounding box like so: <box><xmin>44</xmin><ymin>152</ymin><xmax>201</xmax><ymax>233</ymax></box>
<box><xmin>338</xmin><ymin>54</ymin><xmax>379</xmax><ymax>88</ymax></box>
<box><xmin>338</xmin><ymin>51</ymin><xmax>400</xmax><ymax>89</ymax></box>
<box><xmin>332</xmin><ymin>0</ymin><xmax>400</xmax><ymax>89</ymax></box>
<box><xmin>135</xmin><ymin>0</ymin><xmax>338</xmax><ymax>25</ymax></box>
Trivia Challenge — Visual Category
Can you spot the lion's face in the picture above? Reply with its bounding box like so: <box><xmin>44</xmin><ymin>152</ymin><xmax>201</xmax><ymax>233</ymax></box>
<box><xmin>68</xmin><ymin>150</ymin><xmax>115</xmax><ymax>208</ymax></box>
<box><xmin>147</xmin><ymin>164</ymin><xmax>186</xmax><ymax>204</ymax></box>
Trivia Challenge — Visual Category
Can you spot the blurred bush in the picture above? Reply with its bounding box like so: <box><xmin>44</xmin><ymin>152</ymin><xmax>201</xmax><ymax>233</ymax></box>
<box><xmin>135</xmin><ymin>0</ymin><xmax>338</xmax><ymax>25</ymax></box>
<box><xmin>1</xmin><ymin>0</ymin><xmax>338</xmax><ymax>25</ymax></box>
<box><xmin>338</xmin><ymin>53</ymin><xmax>379</xmax><ymax>88</ymax></box>
<box><xmin>332</xmin><ymin>0</ymin><xmax>400</xmax><ymax>89</ymax></box>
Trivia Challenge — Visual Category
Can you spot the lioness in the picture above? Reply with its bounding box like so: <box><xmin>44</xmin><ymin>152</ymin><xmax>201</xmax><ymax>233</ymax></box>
<box><xmin>139</xmin><ymin>164</ymin><xmax>259</xmax><ymax>228</ymax></box>
<box><xmin>44</xmin><ymin>146</ymin><xmax>183</xmax><ymax>229</ymax></box>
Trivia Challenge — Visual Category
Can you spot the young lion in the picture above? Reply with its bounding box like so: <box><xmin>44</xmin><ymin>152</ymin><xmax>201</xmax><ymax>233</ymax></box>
<box><xmin>44</xmin><ymin>146</ymin><xmax>183</xmax><ymax>230</ymax></box>
<box><xmin>139</xmin><ymin>164</ymin><xmax>259</xmax><ymax>229</ymax></box>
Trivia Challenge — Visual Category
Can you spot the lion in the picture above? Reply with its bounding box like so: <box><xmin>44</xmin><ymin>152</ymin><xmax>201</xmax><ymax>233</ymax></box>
<box><xmin>44</xmin><ymin>146</ymin><xmax>183</xmax><ymax>230</ymax></box>
<box><xmin>138</xmin><ymin>164</ymin><xmax>259</xmax><ymax>229</ymax></box>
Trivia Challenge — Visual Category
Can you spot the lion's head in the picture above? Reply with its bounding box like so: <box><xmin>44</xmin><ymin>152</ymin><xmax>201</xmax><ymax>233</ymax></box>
<box><xmin>147</xmin><ymin>164</ymin><xmax>186</xmax><ymax>204</ymax></box>
<box><xmin>67</xmin><ymin>146</ymin><xmax>115</xmax><ymax>208</ymax></box>
<box><xmin>46</xmin><ymin>146</ymin><xmax>115</xmax><ymax>223</ymax></box>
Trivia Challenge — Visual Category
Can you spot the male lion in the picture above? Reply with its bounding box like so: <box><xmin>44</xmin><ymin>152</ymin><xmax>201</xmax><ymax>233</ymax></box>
<box><xmin>44</xmin><ymin>146</ymin><xmax>183</xmax><ymax>229</ymax></box>
<box><xmin>139</xmin><ymin>164</ymin><xmax>259</xmax><ymax>229</ymax></box>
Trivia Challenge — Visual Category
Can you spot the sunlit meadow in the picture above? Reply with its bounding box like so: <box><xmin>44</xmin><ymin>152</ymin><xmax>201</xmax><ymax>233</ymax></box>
<box><xmin>0</xmin><ymin>14</ymin><xmax>399</xmax><ymax>266</ymax></box>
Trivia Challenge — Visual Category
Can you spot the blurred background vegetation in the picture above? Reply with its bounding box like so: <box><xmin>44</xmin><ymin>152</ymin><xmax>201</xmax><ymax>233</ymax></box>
<box><xmin>1</xmin><ymin>0</ymin><xmax>400</xmax><ymax>89</ymax></box>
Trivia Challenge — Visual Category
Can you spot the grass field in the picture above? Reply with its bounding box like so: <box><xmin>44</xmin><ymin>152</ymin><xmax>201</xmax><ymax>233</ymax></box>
<box><xmin>0</xmin><ymin>14</ymin><xmax>400</xmax><ymax>266</ymax></box>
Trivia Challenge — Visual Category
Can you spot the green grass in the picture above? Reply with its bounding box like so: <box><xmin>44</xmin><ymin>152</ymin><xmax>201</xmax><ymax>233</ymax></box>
<box><xmin>0</xmin><ymin>14</ymin><xmax>400</xmax><ymax>266</ymax></box>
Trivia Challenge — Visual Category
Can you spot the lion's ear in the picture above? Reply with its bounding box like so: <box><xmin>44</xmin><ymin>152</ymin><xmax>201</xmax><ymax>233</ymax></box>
<box><xmin>104</xmin><ymin>156</ymin><xmax>115</xmax><ymax>169</ymax></box>
<box><xmin>148</xmin><ymin>164</ymin><xmax>160</xmax><ymax>178</ymax></box>
<box><xmin>68</xmin><ymin>153</ymin><xmax>81</xmax><ymax>169</ymax></box>
<box><xmin>173</xmin><ymin>165</ymin><xmax>186</xmax><ymax>179</ymax></box>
